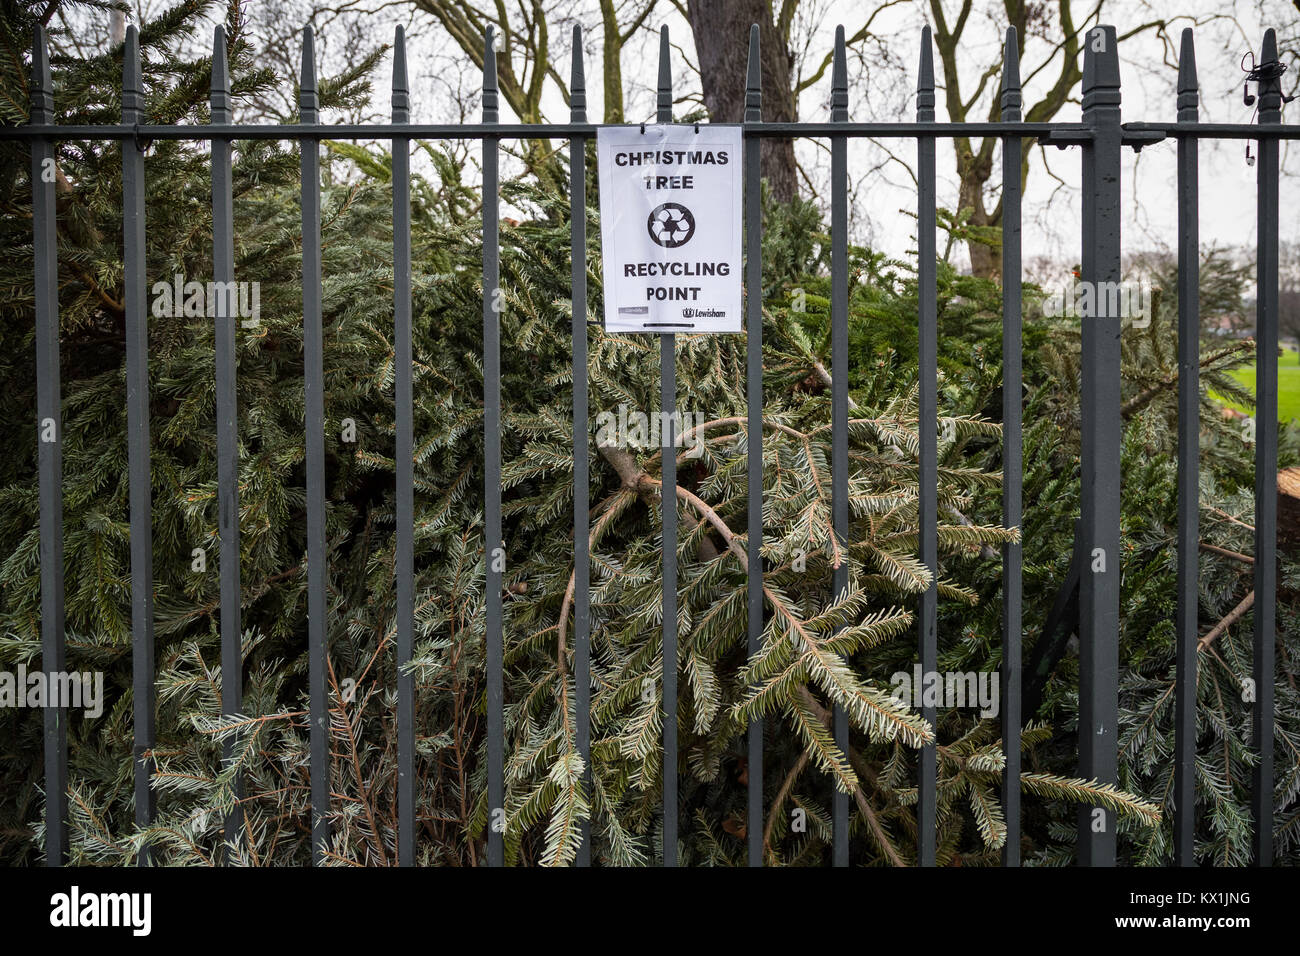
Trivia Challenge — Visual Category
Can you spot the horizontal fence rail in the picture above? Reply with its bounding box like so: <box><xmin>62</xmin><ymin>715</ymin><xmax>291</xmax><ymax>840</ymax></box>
<box><xmin>5</xmin><ymin>17</ymin><xmax>1291</xmax><ymax>867</ymax></box>
<box><xmin>8</xmin><ymin>121</ymin><xmax>1300</xmax><ymax>140</ymax></box>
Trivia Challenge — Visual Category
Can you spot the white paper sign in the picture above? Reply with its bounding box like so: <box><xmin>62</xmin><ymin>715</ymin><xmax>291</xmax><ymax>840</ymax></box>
<box><xmin>597</xmin><ymin>124</ymin><xmax>743</xmax><ymax>333</ymax></box>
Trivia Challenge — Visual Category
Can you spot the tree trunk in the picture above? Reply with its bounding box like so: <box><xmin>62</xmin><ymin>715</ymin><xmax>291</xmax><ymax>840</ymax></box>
<box><xmin>686</xmin><ymin>0</ymin><xmax>798</xmax><ymax>204</ymax></box>
<box><xmin>957</xmin><ymin>148</ymin><xmax>998</xmax><ymax>278</ymax></box>
<box><xmin>599</xmin><ymin>0</ymin><xmax>625</xmax><ymax>123</ymax></box>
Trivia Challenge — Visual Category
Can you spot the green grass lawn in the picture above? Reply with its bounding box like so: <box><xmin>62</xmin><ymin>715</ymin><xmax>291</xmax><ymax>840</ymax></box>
<box><xmin>1221</xmin><ymin>345</ymin><xmax>1300</xmax><ymax>422</ymax></box>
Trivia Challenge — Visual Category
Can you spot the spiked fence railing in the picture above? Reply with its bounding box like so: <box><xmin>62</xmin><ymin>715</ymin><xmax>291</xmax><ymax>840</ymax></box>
<box><xmin>6</xmin><ymin>18</ymin><xmax>1297</xmax><ymax>867</ymax></box>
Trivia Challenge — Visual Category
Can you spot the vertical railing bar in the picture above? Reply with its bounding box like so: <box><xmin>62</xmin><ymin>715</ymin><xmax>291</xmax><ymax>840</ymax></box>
<box><xmin>211</xmin><ymin>23</ymin><xmax>242</xmax><ymax>861</ymax></box>
<box><xmin>1251</xmin><ymin>27</ymin><xmax>1281</xmax><ymax>868</ymax></box>
<box><xmin>392</xmin><ymin>25</ymin><xmax>416</xmax><ymax>868</ymax></box>
<box><xmin>569</xmin><ymin>25</ymin><xmax>592</xmax><ymax>868</ymax></box>
<box><xmin>32</xmin><ymin>23</ymin><xmax>68</xmax><ymax>868</ymax></box>
<box><xmin>124</xmin><ymin>24</ymin><xmax>156</xmax><ymax>865</ymax></box>
<box><xmin>998</xmin><ymin>26</ymin><xmax>1022</xmax><ymax>869</ymax></box>
<box><xmin>916</xmin><ymin>26</ymin><xmax>938</xmax><ymax>868</ymax></box>
<box><xmin>1174</xmin><ymin>27</ymin><xmax>1200</xmax><ymax>868</ymax></box>
<box><xmin>300</xmin><ymin>25</ymin><xmax>330</xmax><ymax>865</ymax></box>
<box><xmin>656</xmin><ymin>23</ymin><xmax>678</xmax><ymax>869</ymax></box>
<box><xmin>1078</xmin><ymin>24</ymin><xmax>1122</xmax><ymax>867</ymax></box>
<box><xmin>743</xmin><ymin>22</ymin><xmax>764</xmax><ymax>870</ymax></box>
<box><xmin>829</xmin><ymin>26</ymin><xmax>849</xmax><ymax>868</ymax></box>
<box><xmin>482</xmin><ymin>27</ymin><xmax>505</xmax><ymax>869</ymax></box>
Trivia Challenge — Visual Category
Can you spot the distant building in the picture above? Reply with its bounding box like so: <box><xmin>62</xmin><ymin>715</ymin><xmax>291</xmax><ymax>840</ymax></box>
<box><xmin>1205</xmin><ymin>313</ymin><xmax>1252</xmax><ymax>338</ymax></box>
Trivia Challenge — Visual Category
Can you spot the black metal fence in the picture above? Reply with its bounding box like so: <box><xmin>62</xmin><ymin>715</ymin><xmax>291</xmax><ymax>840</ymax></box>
<box><xmin>5</xmin><ymin>17</ymin><xmax>1296</xmax><ymax>867</ymax></box>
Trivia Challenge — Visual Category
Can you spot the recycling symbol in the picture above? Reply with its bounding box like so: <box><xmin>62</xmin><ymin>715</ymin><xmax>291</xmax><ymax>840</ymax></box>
<box><xmin>647</xmin><ymin>202</ymin><xmax>696</xmax><ymax>248</ymax></box>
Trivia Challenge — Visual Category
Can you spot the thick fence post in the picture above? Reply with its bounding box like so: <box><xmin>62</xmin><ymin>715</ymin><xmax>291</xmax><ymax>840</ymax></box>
<box><xmin>211</xmin><ymin>23</ymin><xmax>243</xmax><ymax>860</ymax></box>
<box><xmin>123</xmin><ymin>24</ymin><xmax>157</xmax><ymax>864</ymax></box>
<box><xmin>392</xmin><ymin>25</ymin><xmax>416</xmax><ymax>868</ymax></box>
<box><xmin>482</xmin><ymin>26</ymin><xmax>505</xmax><ymax>869</ymax></box>
<box><xmin>1251</xmin><ymin>28</ymin><xmax>1282</xmax><ymax>868</ymax></box>
<box><xmin>1077</xmin><ymin>24</ymin><xmax>1121</xmax><ymax>867</ymax></box>
<box><xmin>999</xmin><ymin>26</ymin><xmax>1023</xmax><ymax>868</ymax></box>
<box><xmin>1174</xmin><ymin>27</ymin><xmax>1200</xmax><ymax>868</ymax></box>
<box><xmin>31</xmin><ymin>23</ymin><xmax>68</xmax><ymax>868</ymax></box>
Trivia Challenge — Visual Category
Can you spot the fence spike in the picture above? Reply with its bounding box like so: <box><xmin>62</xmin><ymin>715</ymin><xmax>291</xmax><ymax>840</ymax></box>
<box><xmin>657</xmin><ymin>25</ymin><xmax>671</xmax><ymax>121</ymax></box>
<box><xmin>484</xmin><ymin>26</ymin><xmax>498</xmax><ymax>119</ymax></box>
<box><xmin>916</xmin><ymin>25</ymin><xmax>935</xmax><ymax>119</ymax></box>
<box><xmin>300</xmin><ymin>25</ymin><xmax>317</xmax><ymax>108</ymax></box>
<box><xmin>744</xmin><ymin>24</ymin><xmax>761</xmax><ymax>121</ymax></box>
<box><xmin>1259</xmin><ymin>28</ymin><xmax>1281</xmax><ymax>110</ymax></box>
<box><xmin>1261</xmin><ymin>26</ymin><xmax>1279</xmax><ymax>62</ymax></box>
<box><xmin>211</xmin><ymin>25</ymin><xmax>230</xmax><ymax>117</ymax></box>
<box><xmin>1001</xmin><ymin>26</ymin><xmax>1021</xmax><ymax>120</ymax></box>
<box><xmin>831</xmin><ymin>25</ymin><xmax>847</xmax><ymax>121</ymax></box>
<box><xmin>1176</xmin><ymin>28</ymin><xmax>1197</xmax><ymax>118</ymax></box>
<box><xmin>393</xmin><ymin>25</ymin><xmax>409</xmax><ymax>111</ymax></box>
<box><xmin>393</xmin><ymin>24</ymin><xmax>407</xmax><ymax>91</ymax></box>
<box><xmin>31</xmin><ymin>24</ymin><xmax>53</xmax><ymax>124</ymax></box>
<box><xmin>1082</xmin><ymin>25</ymin><xmax>1120</xmax><ymax>109</ymax></box>
<box><xmin>570</xmin><ymin>25</ymin><xmax>586</xmax><ymax>122</ymax></box>
<box><xmin>124</xmin><ymin>24</ymin><xmax>142</xmax><ymax>103</ymax></box>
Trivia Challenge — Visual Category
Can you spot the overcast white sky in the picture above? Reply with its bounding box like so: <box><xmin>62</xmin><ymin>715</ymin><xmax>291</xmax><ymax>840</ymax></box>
<box><xmin>86</xmin><ymin>0</ymin><xmax>1300</xmax><ymax>270</ymax></box>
